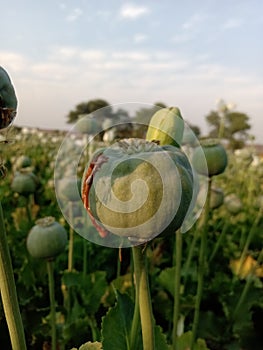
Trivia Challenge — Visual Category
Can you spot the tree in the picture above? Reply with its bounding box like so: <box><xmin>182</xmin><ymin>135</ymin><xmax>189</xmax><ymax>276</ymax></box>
<box><xmin>66</xmin><ymin>99</ymin><xmax>111</xmax><ymax>124</ymax></box>
<box><xmin>206</xmin><ymin>100</ymin><xmax>251</xmax><ymax>150</ymax></box>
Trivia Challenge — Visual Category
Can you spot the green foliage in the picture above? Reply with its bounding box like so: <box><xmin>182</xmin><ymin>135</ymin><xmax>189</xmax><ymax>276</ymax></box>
<box><xmin>102</xmin><ymin>291</ymin><xmax>135</xmax><ymax>350</ymax></box>
<box><xmin>0</xmin><ymin>123</ymin><xmax>262</xmax><ymax>349</ymax></box>
<box><xmin>102</xmin><ymin>290</ymin><xmax>170</xmax><ymax>350</ymax></box>
<box><xmin>206</xmin><ymin>101</ymin><xmax>251</xmax><ymax>149</ymax></box>
<box><xmin>176</xmin><ymin>331</ymin><xmax>209</xmax><ymax>350</ymax></box>
<box><xmin>66</xmin><ymin>99</ymin><xmax>111</xmax><ymax>124</ymax></box>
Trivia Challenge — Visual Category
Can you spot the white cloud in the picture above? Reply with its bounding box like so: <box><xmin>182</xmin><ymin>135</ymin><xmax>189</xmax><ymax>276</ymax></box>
<box><xmin>66</xmin><ymin>8</ymin><xmax>83</xmax><ymax>22</ymax></box>
<box><xmin>0</xmin><ymin>51</ymin><xmax>28</xmax><ymax>72</ymax></box>
<box><xmin>112</xmin><ymin>51</ymin><xmax>149</xmax><ymax>61</ymax></box>
<box><xmin>80</xmin><ymin>50</ymin><xmax>106</xmax><ymax>61</ymax></box>
<box><xmin>172</xmin><ymin>33</ymin><xmax>193</xmax><ymax>44</ymax></box>
<box><xmin>134</xmin><ymin>33</ymin><xmax>148</xmax><ymax>43</ymax></box>
<box><xmin>223</xmin><ymin>18</ymin><xmax>243</xmax><ymax>29</ymax></box>
<box><xmin>119</xmin><ymin>3</ymin><xmax>150</xmax><ymax>19</ymax></box>
<box><xmin>182</xmin><ymin>13</ymin><xmax>208</xmax><ymax>30</ymax></box>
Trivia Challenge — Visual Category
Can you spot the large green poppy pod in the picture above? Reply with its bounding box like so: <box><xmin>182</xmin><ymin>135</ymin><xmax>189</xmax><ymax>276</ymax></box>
<box><xmin>82</xmin><ymin>138</ymin><xmax>193</xmax><ymax>244</ymax></box>
<box><xmin>0</xmin><ymin>66</ymin><xmax>17</xmax><ymax>129</ymax></box>
<box><xmin>27</xmin><ymin>217</ymin><xmax>67</xmax><ymax>260</ymax></box>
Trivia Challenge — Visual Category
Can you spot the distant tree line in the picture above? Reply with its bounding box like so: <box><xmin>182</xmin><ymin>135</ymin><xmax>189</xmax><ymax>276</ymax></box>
<box><xmin>66</xmin><ymin>98</ymin><xmax>251</xmax><ymax>149</ymax></box>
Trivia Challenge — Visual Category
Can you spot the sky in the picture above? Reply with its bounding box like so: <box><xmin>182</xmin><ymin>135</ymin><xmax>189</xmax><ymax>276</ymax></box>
<box><xmin>1</xmin><ymin>0</ymin><xmax>263</xmax><ymax>142</ymax></box>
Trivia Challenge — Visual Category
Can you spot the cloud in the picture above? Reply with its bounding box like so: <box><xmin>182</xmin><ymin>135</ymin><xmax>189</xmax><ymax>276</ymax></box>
<box><xmin>1</xmin><ymin>46</ymin><xmax>262</xmax><ymax>142</ymax></box>
<box><xmin>119</xmin><ymin>3</ymin><xmax>150</xmax><ymax>19</ymax></box>
<box><xmin>112</xmin><ymin>51</ymin><xmax>149</xmax><ymax>61</ymax></box>
<box><xmin>182</xmin><ymin>13</ymin><xmax>208</xmax><ymax>30</ymax></box>
<box><xmin>133</xmin><ymin>33</ymin><xmax>148</xmax><ymax>43</ymax></box>
<box><xmin>0</xmin><ymin>51</ymin><xmax>28</xmax><ymax>73</ymax></box>
<box><xmin>172</xmin><ymin>33</ymin><xmax>193</xmax><ymax>44</ymax></box>
<box><xmin>66</xmin><ymin>8</ymin><xmax>83</xmax><ymax>22</ymax></box>
<box><xmin>223</xmin><ymin>18</ymin><xmax>243</xmax><ymax>29</ymax></box>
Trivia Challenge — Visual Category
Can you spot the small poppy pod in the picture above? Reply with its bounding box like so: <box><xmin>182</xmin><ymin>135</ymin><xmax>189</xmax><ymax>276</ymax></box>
<box><xmin>11</xmin><ymin>171</ymin><xmax>38</xmax><ymax>195</ymax></box>
<box><xmin>27</xmin><ymin>217</ymin><xmax>67</xmax><ymax>260</ymax></box>
<box><xmin>224</xmin><ymin>194</ymin><xmax>242</xmax><ymax>215</ymax></box>
<box><xmin>192</xmin><ymin>139</ymin><xmax>228</xmax><ymax>177</ymax></box>
<box><xmin>14</xmin><ymin>155</ymin><xmax>32</xmax><ymax>170</ymax></box>
<box><xmin>210</xmin><ymin>187</ymin><xmax>224</xmax><ymax>209</ymax></box>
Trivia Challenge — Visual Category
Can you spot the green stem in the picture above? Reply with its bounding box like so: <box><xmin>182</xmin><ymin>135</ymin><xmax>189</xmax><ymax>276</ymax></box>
<box><xmin>130</xmin><ymin>248</ymin><xmax>139</xmax><ymax>350</ymax></box>
<box><xmin>0</xmin><ymin>201</ymin><xmax>27</xmax><ymax>350</ymax></box>
<box><xmin>25</xmin><ymin>195</ymin><xmax>32</xmax><ymax>224</ymax></box>
<box><xmin>209</xmin><ymin>220</ymin><xmax>228</xmax><ymax>264</ymax></box>
<box><xmin>182</xmin><ymin>225</ymin><xmax>198</xmax><ymax>287</ymax></box>
<box><xmin>172</xmin><ymin>229</ymin><xmax>182</xmax><ymax>349</ymax></box>
<box><xmin>68</xmin><ymin>201</ymin><xmax>74</xmax><ymax>272</ymax></box>
<box><xmin>190</xmin><ymin>178</ymin><xmax>212</xmax><ymax>349</ymax></box>
<box><xmin>47</xmin><ymin>259</ymin><xmax>57</xmax><ymax>350</ymax></box>
<box><xmin>87</xmin><ymin>315</ymin><xmax>99</xmax><ymax>342</ymax></box>
<box><xmin>116</xmin><ymin>248</ymin><xmax>121</xmax><ymax>279</ymax></box>
<box><xmin>82</xmin><ymin>239</ymin><xmax>88</xmax><ymax>278</ymax></box>
<box><xmin>131</xmin><ymin>245</ymin><xmax>155</xmax><ymax>350</ymax></box>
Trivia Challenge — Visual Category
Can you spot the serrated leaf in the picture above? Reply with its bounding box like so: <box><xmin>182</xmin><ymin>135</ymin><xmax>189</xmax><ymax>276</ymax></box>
<box><xmin>157</xmin><ymin>267</ymin><xmax>176</xmax><ymax>296</ymax></box>
<box><xmin>176</xmin><ymin>331</ymin><xmax>209</xmax><ymax>350</ymax></box>
<box><xmin>102</xmin><ymin>291</ymin><xmax>135</xmax><ymax>350</ymax></box>
<box><xmin>154</xmin><ymin>325</ymin><xmax>170</xmax><ymax>350</ymax></box>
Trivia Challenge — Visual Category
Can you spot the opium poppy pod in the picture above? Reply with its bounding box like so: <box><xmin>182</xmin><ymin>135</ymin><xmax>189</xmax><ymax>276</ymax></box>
<box><xmin>192</xmin><ymin>139</ymin><xmax>228</xmax><ymax>177</ymax></box>
<box><xmin>11</xmin><ymin>171</ymin><xmax>38</xmax><ymax>196</ymax></box>
<box><xmin>146</xmin><ymin>107</ymin><xmax>184</xmax><ymax>147</ymax></box>
<box><xmin>0</xmin><ymin>66</ymin><xmax>17</xmax><ymax>129</ymax></box>
<box><xmin>82</xmin><ymin>138</ymin><xmax>193</xmax><ymax>244</ymax></box>
<box><xmin>27</xmin><ymin>217</ymin><xmax>67</xmax><ymax>260</ymax></box>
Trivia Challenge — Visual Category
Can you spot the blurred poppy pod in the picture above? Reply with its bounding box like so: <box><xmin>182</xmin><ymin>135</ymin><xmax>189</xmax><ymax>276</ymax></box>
<box><xmin>192</xmin><ymin>139</ymin><xmax>228</xmax><ymax>177</ymax></box>
<box><xmin>27</xmin><ymin>217</ymin><xmax>67</xmax><ymax>260</ymax></box>
<box><xmin>210</xmin><ymin>187</ymin><xmax>224</xmax><ymax>209</ymax></box>
<box><xmin>11</xmin><ymin>171</ymin><xmax>38</xmax><ymax>196</ymax></box>
<box><xmin>224</xmin><ymin>193</ymin><xmax>242</xmax><ymax>215</ymax></box>
<box><xmin>0</xmin><ymin>66</ymin><xmax>17</xmax><ymax>129</ymax></box>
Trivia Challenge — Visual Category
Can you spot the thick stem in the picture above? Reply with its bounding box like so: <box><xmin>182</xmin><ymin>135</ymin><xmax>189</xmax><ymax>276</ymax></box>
<box><xmin>0</xmin><ymin>201</ymin><xmax>27</xmax><ymax>350</ymax></box>
<box><xmin>172</xmin><ymin>229</ymin><xmax>182</xmax><ymax>349</ymax></box>
<box><xmin>131</xmin><ymin>245</ymin><xmax>155</xmax><ymax>350</ymax></box>
<box><xmin>190</xmin><ymin>178</ymin><xmax>212</xmax><ymax>349</ymax></box>
<box><xmin>47</xmin><ymin>259</ymin><xmax>57</xmax><ymax>350</ymax></box>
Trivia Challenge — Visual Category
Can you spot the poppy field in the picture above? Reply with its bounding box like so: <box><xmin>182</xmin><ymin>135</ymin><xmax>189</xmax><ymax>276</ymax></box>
<box><xmin>0</xmin><ymin>117</ymin><xmax>262</xmax><ymax>350</ymax></box>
